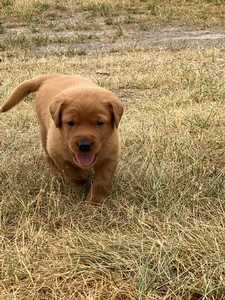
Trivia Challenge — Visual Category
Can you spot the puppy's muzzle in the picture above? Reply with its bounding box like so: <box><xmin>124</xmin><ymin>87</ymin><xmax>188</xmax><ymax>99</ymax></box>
<box><xmin>75</xmin><ymin>140</ymin><xmax>96</xmax><ymax>167</ymax></box>
<box><xmin>78</xmin><ymin>140</ymin><xmax>92</xmax><ymax>152</ymax></box>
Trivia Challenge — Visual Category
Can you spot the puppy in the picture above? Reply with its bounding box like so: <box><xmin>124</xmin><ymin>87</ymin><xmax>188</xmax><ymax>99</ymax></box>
<box><xmin>0</xmin><ymin>74</ymin><xmax>123</xmax><ymax>205</ymax></box>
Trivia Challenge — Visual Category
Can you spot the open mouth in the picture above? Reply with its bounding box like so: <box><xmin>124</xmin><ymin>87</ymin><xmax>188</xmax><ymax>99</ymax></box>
<box><xmin>75</xmin><ymin>153</ymin><xmax>96</xmax><ymax>167</ymax></box>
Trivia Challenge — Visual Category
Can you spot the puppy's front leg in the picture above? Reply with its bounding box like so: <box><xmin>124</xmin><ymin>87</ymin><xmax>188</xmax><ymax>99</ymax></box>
<box><xmin>51</xmin><ymin>157</ymin><xmax>89</xmax><ymax>183</ymax></box>
<box><xmin>86</xmin><ymin>160</ymin><xmax>118</xmax><ymax>205</ymax></box>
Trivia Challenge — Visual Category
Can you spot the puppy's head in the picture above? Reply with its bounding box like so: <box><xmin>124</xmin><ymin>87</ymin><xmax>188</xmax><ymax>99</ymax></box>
<box><xmin>50</xmin><ymin>87</ymin><xmax>123</xmax><ymax>168</ymax></box>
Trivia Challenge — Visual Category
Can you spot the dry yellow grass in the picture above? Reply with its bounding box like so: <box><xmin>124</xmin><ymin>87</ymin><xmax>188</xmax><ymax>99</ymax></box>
<box><xmin>1</xmin><ymin>0</ymin><xmax>225</xmax><ymax>299</ymax></box>
<box><xmin>1</xmin><ymin>47</ymin><xmax>225</xmax><ymax>299</ymax></box>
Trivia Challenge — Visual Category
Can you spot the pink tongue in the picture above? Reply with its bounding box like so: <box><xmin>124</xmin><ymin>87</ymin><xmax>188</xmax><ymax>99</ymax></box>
<box><xmin>75</xmin><ymin>153</ymin><xmax>95</xmax><ymax>167</ymax></box>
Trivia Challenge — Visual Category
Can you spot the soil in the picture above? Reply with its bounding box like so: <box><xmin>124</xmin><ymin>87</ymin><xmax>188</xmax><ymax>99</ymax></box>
<box><xmin>2</xmin><ymin>26</ymin><xmax>225</xmax><ymax>55</ymax></box>
<box><xmin>34</xmin><ymin>27</ymin><xmax>225</xmax><ymax>55</ymax></box>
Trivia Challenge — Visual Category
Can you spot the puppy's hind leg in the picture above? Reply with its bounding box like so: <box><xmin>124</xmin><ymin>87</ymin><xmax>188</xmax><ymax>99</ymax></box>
<box><xmin>37</xmin><ymin>124</ymin><xmax>58</xmax><ymax>173</ymax></box>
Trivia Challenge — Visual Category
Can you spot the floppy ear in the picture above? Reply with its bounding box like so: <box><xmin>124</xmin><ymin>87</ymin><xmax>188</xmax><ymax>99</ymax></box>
<box><xmin>109</xmin><ymin>97</ymin><xmax>124</xmax><ymax>128</ymax></box>
<box><xmin>50</xmin><ymin>99</ymin><xmax>64</xmax><ymax>128</ymax></box>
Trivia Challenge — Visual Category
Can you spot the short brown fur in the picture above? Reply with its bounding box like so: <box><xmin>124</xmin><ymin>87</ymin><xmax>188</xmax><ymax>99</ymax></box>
<box><xmin>0</xmin><ymin>74</ymin><xmax>123</xmax><ymax>205</ymax></box>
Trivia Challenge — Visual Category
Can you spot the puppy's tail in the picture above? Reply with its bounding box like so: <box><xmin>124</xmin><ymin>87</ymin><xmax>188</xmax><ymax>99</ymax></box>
<box><xmin>0</xmin><ymin>74</ymin><xmax>59</xmax><ymax>113</ymax></box>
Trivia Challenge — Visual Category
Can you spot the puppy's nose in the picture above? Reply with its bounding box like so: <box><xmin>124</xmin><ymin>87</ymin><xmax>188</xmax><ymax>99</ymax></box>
<box><xmin>78</xmin><ymin>140</ymin><xmax>91</xmax><ymax>152</ymax></box>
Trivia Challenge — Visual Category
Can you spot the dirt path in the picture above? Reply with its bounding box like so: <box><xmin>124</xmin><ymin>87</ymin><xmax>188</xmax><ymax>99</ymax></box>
<box><xmin>33</xmin><ymin>27</ymin><xmax>225</xmax><ymax>55</ymax></box>
<box><xmin>2</xmin><ymin>26</ymin><xmax>225</xmax><ymax>56</ymax></box>
<box><xmin>129</xmin><ymin>27</ymin><xmax>225</xmax><ymax>50</ymax></box>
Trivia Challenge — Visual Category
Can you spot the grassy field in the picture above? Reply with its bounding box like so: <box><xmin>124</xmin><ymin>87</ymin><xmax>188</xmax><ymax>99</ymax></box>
<box><xmin>1</xmin><ymin>0</ymin><xmax>225</xmax><ymax>299</ymax></box>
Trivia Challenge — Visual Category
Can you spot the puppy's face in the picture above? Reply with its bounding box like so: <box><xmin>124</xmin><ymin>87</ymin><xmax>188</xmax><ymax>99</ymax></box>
<box><xmin>50</xmin><ymin>88</ymin><xmax>123</xmax><ymax>168</ymax></box>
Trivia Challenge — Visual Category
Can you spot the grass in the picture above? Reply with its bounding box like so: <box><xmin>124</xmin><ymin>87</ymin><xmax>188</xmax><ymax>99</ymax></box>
<box><xmin>1</xmin><ymin>0</ymin><xmax>225</xmax><ymax>299</ymax></box>
<box><xmin>1</xmin><ymin>0</ymin><xmax>225</xmax><ymax>56</ymax></box>
<box><xmin>0</xmin><ymin>0</ymin><xmax>225</xmax><ymax>29</ymax></box>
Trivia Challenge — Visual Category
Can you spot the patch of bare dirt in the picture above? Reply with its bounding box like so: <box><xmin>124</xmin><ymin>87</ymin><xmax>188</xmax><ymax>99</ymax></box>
<box><xmin>1</xmin><ymin>26</ymin><xmax>225</xmax><ymax>55</ymax></box>
<box><xmin>34</xmin><ymin>27</ymin><xmax>225</xmax><ymax>55</ymax></box>
<box><xmin>130</xmin><ymin>27</ymin><xmax>225</xmax><ymax>49</ymax></box>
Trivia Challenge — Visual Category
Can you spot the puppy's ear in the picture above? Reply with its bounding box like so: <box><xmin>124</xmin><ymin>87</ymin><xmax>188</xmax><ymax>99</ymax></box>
<box><xmin>109</xmin><ymin>97</ymin><xmax>124</xmax><ymax>128</ymax></box>
<box><xmin>50</xmin><ymin>99</ymin><xmax>64</xmax><ymax>128</ymax></box>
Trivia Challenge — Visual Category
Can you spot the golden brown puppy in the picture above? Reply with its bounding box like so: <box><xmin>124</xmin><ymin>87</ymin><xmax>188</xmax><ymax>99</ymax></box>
<box><xmin>0</xmin><ymin>74</ymin><xmax>123</xmax><ymax>205</ymax></box>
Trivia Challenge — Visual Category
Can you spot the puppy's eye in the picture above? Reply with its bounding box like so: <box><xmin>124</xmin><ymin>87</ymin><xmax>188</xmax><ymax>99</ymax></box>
<box><xmin>67</xmin><ymin>121</ymin><xmax>75</xmax><ymax>126</ymax></box>
<box><xmin>97</xmin><ymin>121</ymin><xmax>104</xmax><ymax>127</ymax></box>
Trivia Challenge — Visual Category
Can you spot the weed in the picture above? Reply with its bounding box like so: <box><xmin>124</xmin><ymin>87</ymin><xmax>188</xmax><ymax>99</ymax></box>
<box><xmin>76</xmin><ymin>48</ymin><xmax>86</xmax><ymax>55</ymax></box>
<box><xmin>0</xmin><ymin>0</ymin><xmax>13</xmax><ymax>6</ymax></box>
<box><xmin>54</xmin><ymin>34</ymin><xmax>72</xmax><ymax>44</ymax></box>
<box><xmin>148</xmin><ymin>3</ymin><xmax>159</xmax><ymax>16</ymax></box>
<box><xmin>112</xmin><ymin>22</ymin><xmax>123</xmax><ymax>40</ymax></box>
<box><xmin>99</xmin><ymin>3</ymin><xmax>112</xmax><ymax>17</ymax></box>
<box><xmin>0</xmin><ymin>22</ymin><xmax>4</xmax><ymax>34</ymax></box>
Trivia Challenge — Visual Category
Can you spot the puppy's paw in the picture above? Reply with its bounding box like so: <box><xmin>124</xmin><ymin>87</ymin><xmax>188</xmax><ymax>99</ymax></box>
<box><xmin>85</xmin><ymin>194</ymin><xmax>106</xmax><ymax>206</ymax></box>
